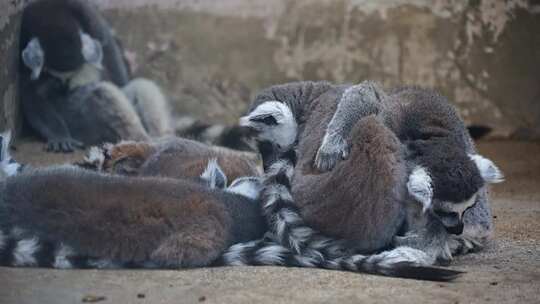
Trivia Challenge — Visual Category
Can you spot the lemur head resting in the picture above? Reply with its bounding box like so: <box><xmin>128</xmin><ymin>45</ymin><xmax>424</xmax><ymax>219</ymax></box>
<box><xmin>200</xmin><ymin>158</ymin><xmax>262</xmax><ymax>200</ymax></box>
<box><xmin>407</xmin><ymin>140</ymin><xmax>503</xmax><ymax>235</ymax></box>
<box><xmin>239</xmin><ymin>101</ymin><xmax>297</xmax><ymax>152</ymax></box>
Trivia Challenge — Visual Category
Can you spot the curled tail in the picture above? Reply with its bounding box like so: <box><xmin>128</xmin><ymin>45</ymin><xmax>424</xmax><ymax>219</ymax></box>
<box><xmin>220</xmin><ymin>236</ymin><xmax>462</xmax><ymax>282</ymax></box>
<box><xmin>260</xmin><ymin>148</ymin><xmax>348</xmax><ymax>257</ymax></box>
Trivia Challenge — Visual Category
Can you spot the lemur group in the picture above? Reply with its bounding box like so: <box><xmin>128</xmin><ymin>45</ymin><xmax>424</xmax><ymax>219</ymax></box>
<box><xmin>0</xmin><ymin>0</ymin><xmax>503</xmax><ymax>282</ymax></box>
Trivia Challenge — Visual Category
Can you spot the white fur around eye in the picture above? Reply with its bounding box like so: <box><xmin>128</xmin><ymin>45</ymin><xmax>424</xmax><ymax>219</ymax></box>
<box><xmin>407</xmin><ymin>166</ymin><xmax>433</xmax><ymax>212</ymax></box>
<box><xmin>239</xmin><ymin>101</ymin><xmax>298</xmax><ymax>150</ymax></box>
<box><xmin>468</xmin><ymin>154</ymin><xmax>504</xmax><ymax>184</ymax></box>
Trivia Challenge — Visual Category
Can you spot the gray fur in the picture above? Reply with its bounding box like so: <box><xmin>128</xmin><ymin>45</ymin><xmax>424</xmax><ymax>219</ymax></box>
<box><xmin>20</xmin><ymin>0</ymin><xmax>172</xmax><ymax>152</ymax></box>
<box><xmin>0</xmin><ymin>141</ymin><xmax>266</xmax><ymax>269</ymax></box>
<box><xmin>240</xmin><ymin>81</ymin><xmax>502</xmax><ymax>265</ymax></box>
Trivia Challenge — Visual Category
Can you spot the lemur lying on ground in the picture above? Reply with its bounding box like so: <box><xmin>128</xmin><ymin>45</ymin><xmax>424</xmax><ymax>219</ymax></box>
<box><xmin>0</xmin><ymin>132</ymin><xmax>265</xmax><ymax>269</ymax></box>
<box><xmin>80</xmin><ymin>136</ymin><xmax>460</xmax><ymax>280</ymax></box>
<box><xmin>80</xmin><ymin>136</ymin><xmax>260</xmax><ymax>183</ymax></box>
<box><xmin>237</xmin><ymin>81</ymin><xmax>502</xmax><ymax>267</ymax></box>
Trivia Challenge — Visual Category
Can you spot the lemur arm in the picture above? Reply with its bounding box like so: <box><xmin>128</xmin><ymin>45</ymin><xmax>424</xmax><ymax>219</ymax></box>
<box><xmin>21</xmin><ymin>90</ymin><xmax>83</xmax><ymax>153</ymax></box>
<box><xmin>66</xmin><ymin>0</ymin><xmax>130</xmax><ymax>86</ymax></box>
<box><xmin>315</xmin><ymin>81</ymin><xmax>387</xmax><ymax>171</ymax></box>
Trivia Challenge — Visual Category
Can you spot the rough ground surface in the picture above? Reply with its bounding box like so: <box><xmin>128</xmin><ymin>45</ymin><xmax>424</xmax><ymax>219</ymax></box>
<box><xmin>0</xmin><ymin>140</ymin><xmax>539</xmax><ymax>304</ymax></box>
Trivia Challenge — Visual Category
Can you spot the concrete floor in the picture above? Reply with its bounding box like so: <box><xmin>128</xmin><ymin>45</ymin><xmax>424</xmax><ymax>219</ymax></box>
<box><xmin>0</xmin><ymin>140</ymin><xmax>539</xmax><ymax>304</ymax></box>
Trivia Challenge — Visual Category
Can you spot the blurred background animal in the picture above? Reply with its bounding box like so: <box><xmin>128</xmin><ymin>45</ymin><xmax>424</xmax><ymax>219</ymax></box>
<box><xmin>19</xmin><ymin>0</ymin><xmax>172</xmax><ymax>153</ymax></box>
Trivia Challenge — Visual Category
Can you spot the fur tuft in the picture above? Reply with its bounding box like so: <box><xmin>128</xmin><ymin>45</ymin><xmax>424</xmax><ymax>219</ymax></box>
<box><xmin>201</xmin><ymin>158</ymin><xmax>227</xmax><ymax>189</ymax></box>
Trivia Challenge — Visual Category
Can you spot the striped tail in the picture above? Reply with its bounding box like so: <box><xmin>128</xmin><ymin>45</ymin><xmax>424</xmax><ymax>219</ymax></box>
<box><xmin>260</xmin><ymin>148</ymin><xmax>349</xmax><ymax>257</ymax></box>
<box><xmin>222</xmin><ymin>144</ymin><xmax>462</xmax><ymax>281</ymax></box>
<box><xmin>219</xmin><ymin>236</ymin><xmax>462</xmax><ymax>282</ymax></box>
<box><xmin>0</xmin><ymin>130</ymin><xmax>25</xmax><ymax>178</ymax></box>
<box><xmin>0</xmin><ymin>228</ymin><xmax>160</xmax><ymax>269</ymax></box>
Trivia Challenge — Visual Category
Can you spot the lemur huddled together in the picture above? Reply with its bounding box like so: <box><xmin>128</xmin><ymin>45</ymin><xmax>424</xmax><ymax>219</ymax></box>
<box><xmin>1</xmin><ymin>0</ymin><xmax>503</xmax><ymax>282</ymax></box>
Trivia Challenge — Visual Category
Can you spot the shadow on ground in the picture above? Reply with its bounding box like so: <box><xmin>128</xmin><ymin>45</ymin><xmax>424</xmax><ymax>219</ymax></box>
<box><xmin>1</xmin><ymin>140</ymin><xmax>539</xmax><ymax>304</ymax></box>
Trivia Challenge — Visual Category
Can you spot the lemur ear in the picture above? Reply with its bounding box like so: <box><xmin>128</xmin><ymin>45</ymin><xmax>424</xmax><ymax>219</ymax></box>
<box><xmin>81</xmin><ymin>32</ymin><xmax>103</xmax><ymax>69</ymax></box>
<box><xmin>201</xmin><ymin>158</ymin><xmax>228</xmax><ymax>189</ymax></box>
<box><xmin>407</xmin><ymin>166</ymin><xmax>433</xmax><ymax>213</ymax></box>
<box><xmin>469</xmin><ymin>154</ymin><xmax>504</xmax><ymax>184</ymax></box>
<box><xmin>22</xmin><ymin>37</ymin><xmax>44</xmax><ymax>80</ymax></box>
<box><xmin>0</xmin><ymin>130</ymin><xmax>12</xmax><ymax>163</ymax></box>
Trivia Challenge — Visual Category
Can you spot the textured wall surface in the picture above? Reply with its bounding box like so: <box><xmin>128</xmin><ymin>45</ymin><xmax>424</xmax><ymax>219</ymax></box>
<box><xmin>94</xmin><ymin>0</ymin><xmax>540</xmax><ymax>139</ymax></box>
<box><xmin>2</xmin><ymin>1</ymin><xmax>538</xmax><ymax>139</ymax></box>
<box><xmin>0</xmin><ymin>0</ymin><xmax>24</xmax><ymax>133</ymax></box>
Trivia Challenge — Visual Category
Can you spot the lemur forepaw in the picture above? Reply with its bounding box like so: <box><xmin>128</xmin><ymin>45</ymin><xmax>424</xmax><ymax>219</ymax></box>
<box><xmin>314</xmin><ymin>135</ymin><xmax>349</xmax><ymax>172</ymax></box>
<box><xmin>448</xmin><ymin>235</ymin><xmax>484</xmax><ymax>256</ymax></box>
<box><xmin>45</xmin><ymin>138</ymin><xmax>84</xmax><ymax>153</ymax></box>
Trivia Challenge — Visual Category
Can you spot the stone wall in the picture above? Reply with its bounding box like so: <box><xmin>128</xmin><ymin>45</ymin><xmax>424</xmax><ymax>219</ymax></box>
<box><xmin>0</xmin><ymin>0</ymin><xmax>24</xmax><ymax>133</ymax></box>
<box><xmin>2</xmin><ymin>0</ymin><xmax>539</xmax><ymax>139</ymax></box>
<box><xmin>94</xmin><ymin>0</ymin><xmax>539</xmax><ymax>139</ymax></box>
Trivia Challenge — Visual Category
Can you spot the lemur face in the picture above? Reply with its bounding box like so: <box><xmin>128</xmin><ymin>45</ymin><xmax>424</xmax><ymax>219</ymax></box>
<box><xmin>239</xmin><ymin>101</ymin><xmax>297</xmax><ymax>150</ymax></box>
<box><xmin>22</xmin><ymin>32</ymin><xmax>103</xmax><ymax>81</ymax></box>
<box><xmin>408</xmin><ymin>154</ymin><xmax>503</xmax><ymax>235</ymax></box>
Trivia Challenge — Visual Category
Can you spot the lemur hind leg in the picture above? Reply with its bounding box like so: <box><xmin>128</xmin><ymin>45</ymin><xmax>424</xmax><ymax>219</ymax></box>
<box><xmin>123</xmin><ymin>78</ymin><xmax>173</xmax><ymax>137</ymax></box>
<box><xmin>150</xmin><ymin>218</ymin><xmax>231</xmax><ymax>268</ymax></box>
<box><xmin>315</xmin><ymin>81</ymin><xmax>387</xmax><ymax>172</ymax></box>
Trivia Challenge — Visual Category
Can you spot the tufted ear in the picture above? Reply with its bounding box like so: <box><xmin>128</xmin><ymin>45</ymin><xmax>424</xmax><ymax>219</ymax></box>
<box><xmin>22</xmin><ymin>37</ymin><xmax>45</xmax><ymax>80</ymax></box>
<box><xmin>407</xmin><ymin>166</ymin><xmax>433</xmax><ymax>213</ymax></box>
<box><xmin>0</xmin><ymin>130</ymin><xmax>12</xmax><ymax>163</ymax></box>
<box><xmin>469</xmin><ymin>154</ymin><xmax>504</xmax><ymax>184</ymax></box>
<box><xmin>80</xmin><ymin>32</ymin><xmax>103</xmax><ymax>69</ymax></box>
<box><xmin>201</xmin><ymin>158</ymin><xmax>227</xmax><ymax>189</ymax></box>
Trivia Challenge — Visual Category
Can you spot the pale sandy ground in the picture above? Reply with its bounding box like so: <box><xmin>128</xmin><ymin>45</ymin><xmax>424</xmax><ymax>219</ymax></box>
<box><xmin>0</xmin><ymin>140</ymin><xmax>538</xmax><ymax>304</ymax></box>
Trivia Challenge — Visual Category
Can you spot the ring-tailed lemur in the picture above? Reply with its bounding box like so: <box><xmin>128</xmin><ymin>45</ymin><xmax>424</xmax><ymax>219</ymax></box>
<box><xmin>315</xmin><ymin>82</ymin><xmax>503</xmax><ymax>254</ymax></box>
<box><xmin>73</xmin><ymin>135</ymin><xmax>460</xmax><ymax>280</ymax></box>
<box><xmin>79</xmin><ymin>136</ymin><xmax>260</xmax><ymax>182</ymax></box>
<box><xmin>20</xmin><ymin>0</ymin><xmax>172</xmax><ymax>152</ymax></box>
<box><xmin>219</xmin><ymin>139</ymin><xmax>461</xmax><ymax>281</ymax></box>
<box><xmin>236</xmin><ymin>81</ymin><xmax>502</xmax><ymax>264</ymax></box>
<box><xmin>0</xmin><ymin>131</ymin><xmax>265</xmax><ymax>269</ymax></box>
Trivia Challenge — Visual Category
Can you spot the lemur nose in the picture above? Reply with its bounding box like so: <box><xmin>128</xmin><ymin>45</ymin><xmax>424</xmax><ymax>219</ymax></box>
<box><xmin>445</xmin><ymin>222</ymin><xmax>464</xmax><ymax>235</ymax></box>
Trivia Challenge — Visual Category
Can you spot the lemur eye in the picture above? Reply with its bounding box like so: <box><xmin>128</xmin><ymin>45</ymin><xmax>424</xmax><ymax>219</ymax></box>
<box><xmin>250</xmin><ymin>115</ymin><xmax>278</xmax><ymax>125</ymax></box>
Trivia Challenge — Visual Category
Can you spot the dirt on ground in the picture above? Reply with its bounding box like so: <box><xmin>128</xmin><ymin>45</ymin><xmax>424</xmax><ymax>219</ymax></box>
<box><xmin>0</xmin><ymin>140</ymin><xmax>539</xmax><ymax>304</ymax></box>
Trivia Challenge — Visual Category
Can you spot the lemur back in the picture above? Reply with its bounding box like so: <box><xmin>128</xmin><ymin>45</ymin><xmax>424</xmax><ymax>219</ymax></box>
<box><xmin>292</xmin><ymin>87</ymin><xmax>408</xmax><ymax>252</ymax></box>
<box><xmin>0</xmin><ymin>135</ymin><xmax>266</xmax><ymax>269</ymax></box>
<box><xmin>84</xmin><ymin>137</ymin><xmax>260</xmax><ymax>182</ymax></box>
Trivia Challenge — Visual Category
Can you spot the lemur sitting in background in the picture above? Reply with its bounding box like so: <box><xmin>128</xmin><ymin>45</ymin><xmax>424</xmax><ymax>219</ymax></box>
<box><xmin>236</xmin><ymin>81</ymin><xmax>502</xmax><ymax>267</ymax></box>
<box><xmin>0</xmin><ymin>131</ymin><xmax>265</xmax><ymax>269</ymax></box>
<box><xmin>19</xmin><ymin>0</ymin><xmax>172</xmax><ymax>153</ymax></box>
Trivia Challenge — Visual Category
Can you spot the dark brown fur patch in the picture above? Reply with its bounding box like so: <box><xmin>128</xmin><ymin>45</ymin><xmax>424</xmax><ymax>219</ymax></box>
<box><xmin>2</xmin><ymin>168</ymin><xmax>233</xmax><ymax>266</ymax></box>
<box><xmin>292</xmin><ymin>88</ymin><xmax>407</xmax><ymax>253</ymax></box>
